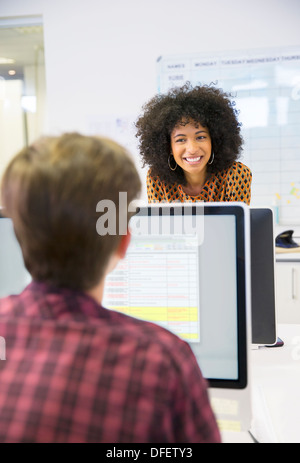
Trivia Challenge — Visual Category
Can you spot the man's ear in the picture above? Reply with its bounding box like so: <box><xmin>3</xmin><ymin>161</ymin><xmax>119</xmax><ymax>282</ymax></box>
<box><xmin>116</xmin><ymin>229</ymin><xmax>131</xmax><ymax>259</ymax></box>
<box><xmin>105</xmin><ymin>230</ymin><xmax>131</xmax><ymax>276</ymax></box>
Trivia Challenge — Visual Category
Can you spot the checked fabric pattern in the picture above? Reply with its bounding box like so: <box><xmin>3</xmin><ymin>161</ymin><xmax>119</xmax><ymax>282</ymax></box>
<box><xmin>0</xmin><ymin>281</ymin><xmax>221</xmax><ymax>443</ymax></box>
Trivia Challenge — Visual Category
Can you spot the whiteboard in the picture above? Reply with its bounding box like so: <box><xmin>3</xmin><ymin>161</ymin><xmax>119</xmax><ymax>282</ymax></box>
<box><xmin>157</xmin><ymin>47</ymin><xmax>300</xmax><ymax>225</ymax></box>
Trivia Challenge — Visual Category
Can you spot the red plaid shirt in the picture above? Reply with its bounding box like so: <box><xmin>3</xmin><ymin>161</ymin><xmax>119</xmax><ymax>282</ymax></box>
<box><xmin>0</xmin><ymin>281</ymin><xmax>221</xmax><ymax>443</ymax></box>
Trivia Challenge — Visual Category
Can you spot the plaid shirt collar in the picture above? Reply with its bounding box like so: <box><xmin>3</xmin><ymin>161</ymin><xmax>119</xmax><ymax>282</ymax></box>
<box><xmin>3</xmin><ymin>280</ymin><xmax>108</xmax><ymax>323</ymax></box>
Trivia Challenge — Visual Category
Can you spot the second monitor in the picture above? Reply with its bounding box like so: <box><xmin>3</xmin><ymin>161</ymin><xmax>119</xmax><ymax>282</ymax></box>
<box><xmin>250</xmin><ymin>207</ymin><xmax>277</xmax><ymax>346</ymax></box>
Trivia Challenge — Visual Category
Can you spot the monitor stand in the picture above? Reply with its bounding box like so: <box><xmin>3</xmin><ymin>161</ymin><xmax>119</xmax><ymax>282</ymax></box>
<box><xmin>265</xmin><ymin>336</ymin><xmax>284</xmax><ymax>348</ymax></box>
<box><xmin>252</xmin><ymin>337</ymin><xmax>284</xmax><ymax>350</ymax></box>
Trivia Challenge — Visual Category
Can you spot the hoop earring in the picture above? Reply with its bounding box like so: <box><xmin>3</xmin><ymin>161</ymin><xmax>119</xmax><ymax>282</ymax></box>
<box><xmin>168</xmin><ymin>155</ymin><xmax>177</xmax><ymax>171</ymax></box>
<box><xmin>208</xmin><ymin>151</ymin><xmax>215</xmax><ymax>165</ymax></box>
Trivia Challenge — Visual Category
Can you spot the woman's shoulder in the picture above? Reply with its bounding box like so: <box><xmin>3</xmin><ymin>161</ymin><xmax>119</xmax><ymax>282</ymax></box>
<box><xmin>222</xmin><ymin>161</ymin><xmax>252</xmax><ymax>179</ymax></box>
<box><xmin>147</xmin><ymin>169</ymin><xmax>164</xmax><ymax>187</ymax></box>
<box><xmin>147</xmin><ymin>169</ymin><xmax>166</xmax><ymax>202</ymax></box>
<box><xmin>147</xmin><ymin>169</ymin><xmax>183</xmax><ymax>203</ymax></box>
<box><xmin>147</xmin><ymin>168</ymin><xmax>159</xmax><ymax>181</ymax></box>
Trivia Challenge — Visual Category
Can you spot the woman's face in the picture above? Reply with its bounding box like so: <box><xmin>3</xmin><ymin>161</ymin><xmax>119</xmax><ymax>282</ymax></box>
<box><xmin>170</xmin><ymin>120</ymin><xmax>212</xmax><ymax>179</ymax></box>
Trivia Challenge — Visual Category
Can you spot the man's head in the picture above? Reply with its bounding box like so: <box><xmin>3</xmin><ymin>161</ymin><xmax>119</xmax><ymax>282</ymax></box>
<box><xmin>1</xmin><ymin>133</ymin><xmax>141</xmax><ymax>291</ymax></box>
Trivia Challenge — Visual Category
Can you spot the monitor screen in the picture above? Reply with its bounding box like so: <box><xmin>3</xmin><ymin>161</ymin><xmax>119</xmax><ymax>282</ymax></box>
<box><xmin>250</xmin><ymin>208</ymin><xmax>277</xmax><ymax>346</ymax></box>
<box><xmin>0</xmin><ymin>214</ymin><xmax>31</xmax><ymax>297</ymax></box>
<box><xmin>103</xmin><ymin>203</ymin><xmax>250</xmax><ymax>389</ymax></box>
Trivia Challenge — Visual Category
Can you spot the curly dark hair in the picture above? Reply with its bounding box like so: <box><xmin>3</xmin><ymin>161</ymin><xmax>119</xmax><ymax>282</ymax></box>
<box><xmin>135</xmin><ymin>82</ymin><xmax>243</xmax><ymax>186</ymax></box>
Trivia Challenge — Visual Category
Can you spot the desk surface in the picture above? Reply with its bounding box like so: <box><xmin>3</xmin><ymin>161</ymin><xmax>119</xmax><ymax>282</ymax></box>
<box><xmin>250</xmin><ymin>324</ymin><xmax>300</xmax><ymax>443</ymax></box>
<box><xmin>276</xmin><ymin>252</ymin><xmax>300</xmax><ymax>261</ymax></box>
<box><xmin>222</xmin><ymin>324</ymin><xmax>300</xmax><ymax>443</ymax></box>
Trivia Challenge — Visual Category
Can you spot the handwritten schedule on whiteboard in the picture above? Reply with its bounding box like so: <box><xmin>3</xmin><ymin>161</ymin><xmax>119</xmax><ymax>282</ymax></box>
<box><xmin>157</xmin><ymin>47</ymin><xmax>300</xmax><ymax>225</ymax></box>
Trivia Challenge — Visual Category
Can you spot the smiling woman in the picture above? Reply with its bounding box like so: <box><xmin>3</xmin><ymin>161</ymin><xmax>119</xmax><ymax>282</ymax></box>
<box><xmin>135</xmin><ymin>82</ymin><xmax>252</xmax><ymax>204</ymax></box>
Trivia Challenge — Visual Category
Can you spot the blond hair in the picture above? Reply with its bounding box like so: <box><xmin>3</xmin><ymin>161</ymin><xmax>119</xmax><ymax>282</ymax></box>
<box><xmin>1</xmin><ymin>133</ymin><xmax>141</xmax><ymax>290</ymax></box>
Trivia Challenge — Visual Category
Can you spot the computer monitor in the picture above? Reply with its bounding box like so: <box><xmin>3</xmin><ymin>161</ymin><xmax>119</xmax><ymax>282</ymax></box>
<box><xmin>103</xmin><ymin>202</ymin><xmax>251</xmax><ymax>390</ymax></box>
<box><xmin>0</xmin><ymin>212</ymin><xmax>31</xmax><ymax>297</ymax></box>
<box><xmin>250</xmin><ymin>208</ymin><xmax>277</xmax><ymax>346</ymax></box>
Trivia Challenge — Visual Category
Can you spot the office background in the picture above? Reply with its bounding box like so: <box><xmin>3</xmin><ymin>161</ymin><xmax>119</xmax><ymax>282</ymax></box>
<box><xmin>0</xmin><ymin>0</ymin><xmax>300</xmax><ymax>208</ymax></box>
<box><xmin>1</xmin><ymin>0</ymin><xmax>300</xmax><ymax>443</ymax></box>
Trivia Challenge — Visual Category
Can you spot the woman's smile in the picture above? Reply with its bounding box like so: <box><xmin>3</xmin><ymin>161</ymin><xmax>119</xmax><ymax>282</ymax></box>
<box><xmin>183</xmin><ymin>155</ymin><xmax>203</xmax><ymax>165</ymax></box>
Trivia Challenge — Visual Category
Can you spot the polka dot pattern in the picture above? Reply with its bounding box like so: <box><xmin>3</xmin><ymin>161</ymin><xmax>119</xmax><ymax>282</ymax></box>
<box><xmin>147</xmin><ymin>162</ymin><xmax>252</xmax><ymax>205</ymax></box>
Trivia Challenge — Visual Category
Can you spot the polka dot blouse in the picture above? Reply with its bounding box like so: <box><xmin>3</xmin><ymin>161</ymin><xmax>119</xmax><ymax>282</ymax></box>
<box><xmin>146</xmin><ymin>161</ymin><xmax>252</xmax><ymax>205</ymax></box>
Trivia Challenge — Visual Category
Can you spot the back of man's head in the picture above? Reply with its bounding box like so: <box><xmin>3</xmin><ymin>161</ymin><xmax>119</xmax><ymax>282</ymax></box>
<box><xmin>1</xmin><ymin>133</ymin><xmax>141</xmax><ymax>290</ymax></box>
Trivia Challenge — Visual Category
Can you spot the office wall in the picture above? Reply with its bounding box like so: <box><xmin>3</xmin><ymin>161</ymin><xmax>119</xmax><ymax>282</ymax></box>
<box><xmin>1</xmin><ymin>0</ymin><xmax>300</xmax><ymax>200</ymax></box>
